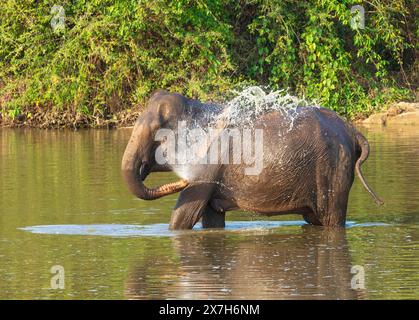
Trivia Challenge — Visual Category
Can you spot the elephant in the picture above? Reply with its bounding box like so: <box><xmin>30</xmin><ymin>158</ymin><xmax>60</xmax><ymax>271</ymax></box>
<box><xmin>121</xmin><ymin>89</ymin><xmax>383</xmax><ymax>229</ymax></box>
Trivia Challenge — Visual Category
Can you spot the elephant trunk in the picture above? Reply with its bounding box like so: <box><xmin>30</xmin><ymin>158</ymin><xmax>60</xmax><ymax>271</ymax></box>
<box><xmin>121</xmin><ymin>135</ymin><xmax>188</xmax><ymax>200</ymax></box>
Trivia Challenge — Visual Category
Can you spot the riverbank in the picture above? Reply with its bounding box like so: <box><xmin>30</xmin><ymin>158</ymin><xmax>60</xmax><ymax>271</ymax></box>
<box><xmin>355</xmin><ymin>102</ymin><xmax>419</xmax><ymax>126</ymax></box>
<box><xmin>0</xmin><ymin>108</ymin><xmax>142</xmax><ymax>129</ymax></box>
<box><xmin>2</xmin><ymin>101</ymin><xmax>418</xmax><ymax>129</ymax></box>
<box><xmin>1</xmin><ymin>1</ymin><xmax>415</xmax><ymax>132</ymax></box>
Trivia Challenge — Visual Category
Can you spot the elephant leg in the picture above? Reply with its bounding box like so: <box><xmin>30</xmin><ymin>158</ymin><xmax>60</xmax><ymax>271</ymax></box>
<box><xmin>210</xmin><ymin>198</ymin><xmax>237</xmax><ymax>213</ymax></box>
<box><xmin>169</xmin><ymin>183</ymin><xmax>215</xmax><ymax>230</ymax></box>
<box><xmin>314</xmin><ymin>198</ymin><xmax>348</xmax><ymax>227</ymax></box>
<box><xmin>314</xmin><ymin>148</ymin><xmax>354</xmax><ymax>227</ymax></box>
<box><xmin>303</xmin><ymin>211</ymin><xmax>322</xmax><ymax>225</ymax></box>
<box><xmin>202</xmin><ymin>205</ymin><xmax>225</xmax><ymax>229</ymax></box>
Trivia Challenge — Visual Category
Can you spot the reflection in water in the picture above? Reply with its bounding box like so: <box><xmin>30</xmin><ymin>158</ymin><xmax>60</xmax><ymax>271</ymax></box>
<box><xmin>0</xmin><ymin>127</ymin><xmax>418</xmax><ymax>299</ymax></box>
<box><xmin>125</xmin><ymin>227</ymin><xmax>365</xmax><ymax>299</ymax></box>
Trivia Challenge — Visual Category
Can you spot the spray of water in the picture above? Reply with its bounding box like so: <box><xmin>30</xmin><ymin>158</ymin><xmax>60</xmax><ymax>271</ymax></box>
<box><xmin>171</xmin><ymin>86</ymin><xmax>318</xmax><ymax>181</ymax></box>
<box><xmin>216</xmin><ymin>86</ymin><xmax>318</xmax><ymax>128</ymax></box>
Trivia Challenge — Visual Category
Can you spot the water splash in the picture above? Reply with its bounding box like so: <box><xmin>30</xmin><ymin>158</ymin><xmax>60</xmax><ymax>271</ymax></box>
<box><xmin>171</xmin><ymin>86</ymin><xmax>318</xmax><ymax>181</ymax></box>
<box><xmin>186</xmin><ymin>85</ymin><xmax>317</xmax><ymax>133</ymax></box>
<box><xmin>217</xmin><ymin>86</ymin><xmax>318</xmax><ymax>127</ymax></box>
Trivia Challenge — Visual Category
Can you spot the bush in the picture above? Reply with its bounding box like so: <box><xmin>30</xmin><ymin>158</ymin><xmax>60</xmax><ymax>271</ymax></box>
<box><xmin>0</xmin><ymin>0</ymin><xmax>416</xmax><ymax>124</ymax></box>
<box><xmin>231</xmin><ymin>0</ymin><xmax>416</xmax><ymax>117</ymax></box>
<box><xmin>0</xmin><ymin>0</ymin><xmax>233</xmax><ymax>120</ymax></box>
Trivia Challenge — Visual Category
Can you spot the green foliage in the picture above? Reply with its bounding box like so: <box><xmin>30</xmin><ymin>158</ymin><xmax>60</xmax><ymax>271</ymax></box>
<box><xmin>0</xmin><ymin>0</ymin><xmax>233</xmax><ymax>118</ymax></box>
<box><xmin>237</xmin><ymin>0</ymin><xmax>416</xmax><ymax>117</ymax></box>
<box><xmin>0</xmin><ymin>0</ymin><xmax>416</xmax><ymax>123</ymax></box>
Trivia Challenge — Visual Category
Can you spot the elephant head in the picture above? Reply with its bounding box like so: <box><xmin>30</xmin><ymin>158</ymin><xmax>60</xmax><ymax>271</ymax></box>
<box><xmin>121</xmin><ymin>90</ymin><xmax>189</xmax><ymax>200</ymax></box>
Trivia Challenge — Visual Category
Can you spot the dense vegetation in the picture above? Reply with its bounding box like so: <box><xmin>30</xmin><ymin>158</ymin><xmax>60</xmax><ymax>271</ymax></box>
<box><xmin>0</xmin><ymin>0</ymin><xmax>417</xmax><ymax>127</ymax></box>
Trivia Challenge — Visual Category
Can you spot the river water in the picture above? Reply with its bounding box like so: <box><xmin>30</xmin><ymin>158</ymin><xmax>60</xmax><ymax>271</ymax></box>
<box><xmin>0</xmin><ymin>126</ymin><xmax>418</xmax><ymax>299</ymax></box>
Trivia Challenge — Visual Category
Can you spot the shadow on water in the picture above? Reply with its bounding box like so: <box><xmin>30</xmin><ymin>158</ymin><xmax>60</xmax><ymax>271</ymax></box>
<box><xmin>123</xmin><ymin>226</ymin><xmax>367</xmax><ymax>300</ymax></box>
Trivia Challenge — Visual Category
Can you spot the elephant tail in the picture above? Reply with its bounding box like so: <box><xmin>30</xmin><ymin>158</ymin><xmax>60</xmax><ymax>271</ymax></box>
<box><xmin>355</xmin><ymin>132</ymin><xmax>384</xmax><ymax>206</ymax></box>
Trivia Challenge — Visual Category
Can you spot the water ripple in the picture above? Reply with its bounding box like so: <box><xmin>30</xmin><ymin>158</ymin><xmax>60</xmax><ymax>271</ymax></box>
<box><xmin>19</xmin><ymin>220</ymin><xmax>390</xmax><ymax>238</ymax></box>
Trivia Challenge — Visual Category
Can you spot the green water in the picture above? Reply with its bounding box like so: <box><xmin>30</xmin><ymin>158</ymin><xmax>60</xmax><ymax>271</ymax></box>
<box><xmin>0</xmin><ymin>126</ymin><xmax>418</xmax><ymax>299</ymax></box>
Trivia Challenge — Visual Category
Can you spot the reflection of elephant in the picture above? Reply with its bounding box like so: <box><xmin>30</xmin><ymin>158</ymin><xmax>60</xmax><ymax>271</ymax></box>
<box><xmin>121</xmin><ymin>90</ymin><xmax>382</xmax><ymax>229</ymax></box>
<box><xmin>124</xmin><ymin>227</ymin><xmax>366</xmax><ymax>299</ymax></box>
